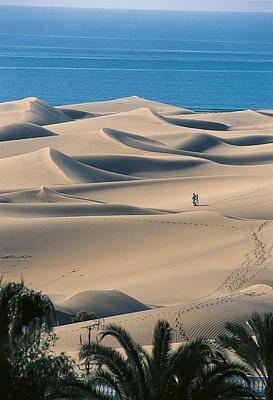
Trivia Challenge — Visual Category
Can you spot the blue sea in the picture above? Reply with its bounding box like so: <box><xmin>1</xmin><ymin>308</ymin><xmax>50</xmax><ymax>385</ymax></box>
<box><xmin>0</xmin><ymin>6</ymin><xmax>273</xmax><ymax>110</ymax></box>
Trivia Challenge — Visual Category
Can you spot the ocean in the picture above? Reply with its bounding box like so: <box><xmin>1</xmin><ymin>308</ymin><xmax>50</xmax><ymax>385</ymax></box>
<box><xmin>0</xmin><ymin>6</ymin><xmax>273</xmax><ymax>110</ymax></box>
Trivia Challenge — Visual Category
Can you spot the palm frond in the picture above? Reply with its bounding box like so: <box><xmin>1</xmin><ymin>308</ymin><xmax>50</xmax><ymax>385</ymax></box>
<box><xmin>189</xmin><ymin>361</ymin><xmax>253</xmax><ymax>400</ymax></box>
<box><xmin>99</xmin><ymin>324</ymin><xmax>150</xmax><ymax>398</ymax></box>
<box><xmin>219</xmin><ymin>321</ymin><xmax>266</xmax><ymax>382</ymax></box>
<box><xmin>80</xmin><ymin>341</ymin><xmax>136</xmax><ymax>398</ymax></box>
<box><xmin>151</xmin><ymin>320</ymin><xmax>172</xmax><ymax>372</ymax></box>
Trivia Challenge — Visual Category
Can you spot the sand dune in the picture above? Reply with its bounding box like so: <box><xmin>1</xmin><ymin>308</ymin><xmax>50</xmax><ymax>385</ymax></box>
<box><xmin>100</xmin><ymin>127</ymin><xmax>181</xmax><ymax>155</ymax></box>
<box><xmin>0</xmin><ymin>186</ymin><xmax>92</xmax><ymax>204</ymax></box>
<box><xmin>58</xmin><ymin>95</ymin><xmax>193</xmax><ymax>116</ymax></box>
<box><xmin>1</xmin><ymin>211</ymin><xmax>272</xmax><ymax>304</ymax></box>
<box><xmin>0</xmin><ymin>122</ymin><xmax>57</xmax><ymax>141</ymax></box>
<box><xmin>101</xmin><ymin>127</ymin><xmax>273</xmax><ymax>165</ymax></box>
<box><xmin>2</xmin><ymin>173</ymin><xmax>272</xmax><ymax>219</ymax></box>
<box><xmin>0</xmin><ymin>203</ymin><xmax>164</xmax><ymax>218</ymax></box>
<box><xmin>176</xmin><ymin>109</ymin><xmax>273</xmax><ymax>130</ymax></box>
<box><xmin>161</xmin><ymin>115</ymin><xmax>229</xmax><ymax>131</ymax></box>
<box><xmin>0</xmin><ymin>129</ymin><xmax>135</xmax><ymax>159</ymax></box>
<box><xmin>0</xmin><ymin>147</ymin><xmax>139</xmax><ymax>189</ymax></box>
<box><xmin>47</xmin><ymin>107</ymin><xmax>186</xmax><ymax>137</ymax></box>
<box><xmin>54</xmin><ymin>284</ymin><xmax>273</xmax><ymax>353</ymax></box>
<box><xmin>56</xmin><ymin>289</ymin><xmax>150</xmax><ymax>319</ymax></box>
<box><xmin>175</xmin><ymin>132</ymin><xmax>273</xmax><ymax>152</ymax></box>
<box><xmin>258</xmin><ymin>110</ymin><xmax>273</xmax><ymax>118</ymax></box>
<box><xmin>57</xmin><ymin>108</ymin><xmax>93</xmax><ymax>120</ymax></box>
<box><xmin>56</xmin><ymin>309</ymin><xmax>73</xmax><ymax>326</ymax></box>
<box><xmin>43</xmin><ymin>175</ymin><xmax>272</xmax><ymax>217</ymax></box>
<box><xmin>1</xmin><ymin>96</ymin><xmax>273</xmax><ymax>353</ymax></box>
<box><xmin>0</xmin><ymin>97</ymin><xmax>72</xmax><ymax>127</ymax></box>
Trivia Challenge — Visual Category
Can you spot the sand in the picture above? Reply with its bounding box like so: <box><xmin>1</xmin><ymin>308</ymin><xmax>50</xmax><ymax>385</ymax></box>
<box><xmin>0</xmin><ymin>95</ymin><xmax>273</xmax><ymax>354</ymax></box>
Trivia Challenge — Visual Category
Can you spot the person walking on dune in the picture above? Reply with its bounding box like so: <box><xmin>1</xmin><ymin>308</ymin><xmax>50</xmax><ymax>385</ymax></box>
<box><xmin>196</xmin><ymin>193</ymin><xmax>199</xmax><ymax>206</ymax></box>
<box><xmin>192</xmin><ymin>193</ymin><xmax>196</xmax><ymax>206</ymax></box>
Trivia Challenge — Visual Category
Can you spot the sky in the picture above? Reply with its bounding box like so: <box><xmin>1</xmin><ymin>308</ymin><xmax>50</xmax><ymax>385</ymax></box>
<box><xmin>1</xmin><ymin>0</ymin><xmax>273</xmax><ymax>12</ymax></box>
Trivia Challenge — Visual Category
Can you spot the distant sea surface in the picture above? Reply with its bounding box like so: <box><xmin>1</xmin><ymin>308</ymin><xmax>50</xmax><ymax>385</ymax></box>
<box><xmin>0</xmin><ymin>6</ymin><xmax>273</xmax><ymax>110</ymax></box>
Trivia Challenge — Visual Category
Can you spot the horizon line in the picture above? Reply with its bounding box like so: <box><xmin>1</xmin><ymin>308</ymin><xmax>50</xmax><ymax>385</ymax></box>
<box><xmin>1</xmin><ymin>4</ymin><xmax>273</xmax><ymax>13</ymax></box>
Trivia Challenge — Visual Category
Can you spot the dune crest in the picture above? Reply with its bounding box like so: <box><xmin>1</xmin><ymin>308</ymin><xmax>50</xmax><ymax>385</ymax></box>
<box><xmin>100</xmin><ymin>127</ymin><xmax>180</xmax><ymax>154</ymax></box>
<box><xmin>59</xmin><ymin>95</ymin><xmax>193</xmax><ymax>116</ymax></box>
